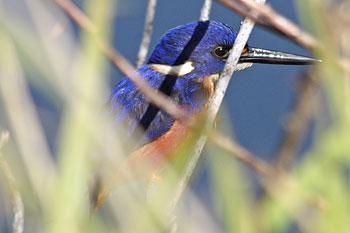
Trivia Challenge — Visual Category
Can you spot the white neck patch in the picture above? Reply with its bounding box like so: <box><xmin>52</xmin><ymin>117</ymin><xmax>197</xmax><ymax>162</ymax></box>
<box><xmin>149</xmin><ymin>61</ymin><xmax>195</xmax><ymax>76</ymax></box>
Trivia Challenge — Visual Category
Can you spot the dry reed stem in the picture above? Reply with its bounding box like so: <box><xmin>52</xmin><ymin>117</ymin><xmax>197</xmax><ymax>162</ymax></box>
<box><xmin>136</xmin><ymin>0</ymin><xmax>158</xmax><ymax>68</ymax></box>
<box><xmin>275</xmin><ymin>70</ymin><xmax>320</xmax><ymax>170</ymax></box>
<box><xmin>0</xmin><ymin>131</ymin><xmax>24</xmax><ymax>233</ymax></box>
<box><xmin>166</xmin><ymin>0</ymin><xmax>267</xmax><ymax>217</ymax></box>
<box><xmin>210</xmin><ymin>131</ymin><xmax>275</xmax><ymax>177</ymax></box>
<box><xmin>216</xmin><ymin>0</ymin><xmax>319</xmax><ymax>50</ymax></box>
<box><xmin>200</xmin><ymin>0</ymin><xmax>212</xmax><ymax>21</ymax></box>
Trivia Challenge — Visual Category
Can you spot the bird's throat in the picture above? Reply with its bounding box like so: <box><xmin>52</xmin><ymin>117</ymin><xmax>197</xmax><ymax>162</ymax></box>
<box><xmin>202</xmin><ymin>73</ymin><xmax>220</xmax><ymax>96</ymax></box>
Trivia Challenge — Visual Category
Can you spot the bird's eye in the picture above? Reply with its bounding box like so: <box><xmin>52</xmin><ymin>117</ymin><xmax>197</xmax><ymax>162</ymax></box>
<box><xmin>213</xmin><ymin>46</ymin><xmax>230</xmax><ymax>60</ymax></box>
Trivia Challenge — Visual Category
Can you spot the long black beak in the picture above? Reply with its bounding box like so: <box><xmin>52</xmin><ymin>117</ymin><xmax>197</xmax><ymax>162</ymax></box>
<box><xmin>239</xmin><ymin>46</ymin><xmax>321</xmax><ymax>65</ymax></box>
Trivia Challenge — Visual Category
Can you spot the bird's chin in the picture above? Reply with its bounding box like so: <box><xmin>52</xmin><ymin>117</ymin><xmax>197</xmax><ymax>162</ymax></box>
<box><xmin>234</xmin><ymin>63</ymin><xmax>253</xmax><ymax>71</ymax></box>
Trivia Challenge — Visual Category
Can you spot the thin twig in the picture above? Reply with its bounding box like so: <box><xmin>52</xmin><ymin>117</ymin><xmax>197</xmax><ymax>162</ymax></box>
<box><xmin>215</xmin><ymin>0</ymin><xmax>319</xmax><ymax>50</ymax></box>
<box><xmin>0</xmin><ymin>131</ymin><xmax>24</xmax><ymax>233</ymax></box>
<box><xmin>200</xmin><ymin>0</ymin><xmax>212</xmax><ymax>21</ymax></box>
<box><xmin>53</xmin><ymin>0</ymin><xmax>188</xmax><ymax>121</ymax></box>
<box><xmin>215</xmin><ymin>0</ymin><xmax>269</xmax><ymax>26</ymax></box>
<box><xmin>167</xmin><ymin>0</ymin><xmax>267</xmax><ymax>216</ymax></box>
<box><xmin>136</xmin><ymin>0</ymin><xmax>158</xmax><ymax>68</ymax></box>
<box><xmin>210</xmin><ymin>131</ymin><xmax>275</xmax><ymax>177</ymax></box>
<box><xmin>274</xmin><ymin>70</ymin><xmax>320</xmax><ymax>170</ymax></box>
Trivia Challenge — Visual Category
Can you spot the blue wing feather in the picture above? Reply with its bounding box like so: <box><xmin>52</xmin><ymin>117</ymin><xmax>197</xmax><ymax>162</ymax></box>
<box><xmin>108</xmin><ymin>65</ymin><xmax>176</xmax><ymax>142</ymax></box>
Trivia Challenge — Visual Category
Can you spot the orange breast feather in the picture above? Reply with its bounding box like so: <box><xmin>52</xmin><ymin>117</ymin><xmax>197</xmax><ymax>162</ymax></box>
<box><xmin>125</xmin><ymin>120</ymin><xmax>190</xmax><ymax>179</ymax></box>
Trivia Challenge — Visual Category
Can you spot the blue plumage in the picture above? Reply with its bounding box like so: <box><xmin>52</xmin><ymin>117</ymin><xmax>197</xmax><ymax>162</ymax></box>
<box><xmin>108</xmin><ymin>21</ymin><xmax>237</xmax><ymax>143</ymax></box>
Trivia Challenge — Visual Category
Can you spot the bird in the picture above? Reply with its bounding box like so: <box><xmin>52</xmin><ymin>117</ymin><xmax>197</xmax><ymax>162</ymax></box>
<box><xmin>92</xmin><ymin>20</ymin><xmax>318</xmax><ymax>211</ymax></box>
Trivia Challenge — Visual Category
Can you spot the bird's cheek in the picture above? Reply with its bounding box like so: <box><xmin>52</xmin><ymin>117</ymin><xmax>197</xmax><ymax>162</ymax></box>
<box><xmin>201</xmin><ymin>73</ymin><xmax>220</xmax><ymax>97</ymax></box>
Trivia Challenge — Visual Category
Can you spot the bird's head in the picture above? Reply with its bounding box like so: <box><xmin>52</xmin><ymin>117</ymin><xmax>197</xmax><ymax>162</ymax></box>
<box><xmin>147</xmin><ymin>21</ymin><xmax>318</xmax><ymax>89</ymax></box>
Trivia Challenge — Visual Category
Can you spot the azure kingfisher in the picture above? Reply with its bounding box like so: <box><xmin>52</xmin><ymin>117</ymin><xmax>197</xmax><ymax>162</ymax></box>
<box><xmin>94</xmin><ymin>20</ymin><xmax>317</xmax><ymax>210</ymax></box>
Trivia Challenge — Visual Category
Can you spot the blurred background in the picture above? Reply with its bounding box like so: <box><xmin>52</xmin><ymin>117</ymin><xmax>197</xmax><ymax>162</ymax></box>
<box><xmin>0</xmin><ymin>0</ymin><xmax>349</xmax><ymax>233</ymax></box>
